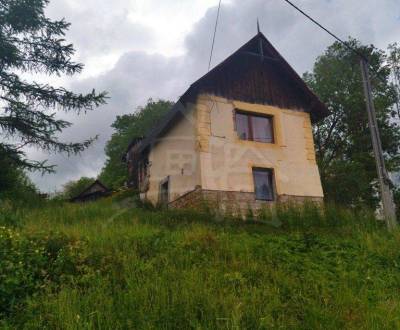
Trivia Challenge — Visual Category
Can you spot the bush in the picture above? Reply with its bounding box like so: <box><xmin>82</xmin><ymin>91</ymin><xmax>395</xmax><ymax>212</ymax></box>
<box><xmin>1</xmin><ymin>200</ymin><xmax>397</xmax><ymax>329</ymax></box>
<box><xmin>0</xmin><ymin>227</ymin><xmax>94</xmax><ymax>316</ymax></box>
<box><xmin>0</xmin><ymin>200</ymin><xmax>23</xmax><ymax>228</ymax></box>
<box><xmin>255</xmin><ymin>202</ymin><xmax>379</xmax><ymax>231</ymax></box>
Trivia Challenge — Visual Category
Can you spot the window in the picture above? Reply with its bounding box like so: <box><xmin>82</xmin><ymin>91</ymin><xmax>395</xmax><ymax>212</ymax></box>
<box><xmin>252</xmin><ymin>168</ymin><xmax>274</xmax><ymax>201</ymax></box>
<box><xmin>235</xmin><ymin>111</ymin><xmax>274</xmax><ymax>143</ymax></box>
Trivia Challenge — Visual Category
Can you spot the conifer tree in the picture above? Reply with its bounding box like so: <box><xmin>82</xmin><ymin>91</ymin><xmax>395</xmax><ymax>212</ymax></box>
<box><xmin>0</xmin><ymin>0</ymin><xmax>106</xmax><ymax>172</ymax></box>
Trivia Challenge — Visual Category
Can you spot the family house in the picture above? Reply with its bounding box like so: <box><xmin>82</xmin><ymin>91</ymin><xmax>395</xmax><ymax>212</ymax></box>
<box><xmin>125</xmin><ymin>31</ymin><xmax>329</xmax><ymax>213</ymax></box>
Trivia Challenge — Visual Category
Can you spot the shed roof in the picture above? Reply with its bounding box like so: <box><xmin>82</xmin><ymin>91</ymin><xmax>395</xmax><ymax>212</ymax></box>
<box><xmin>70</xmin><ymin>180</ymin><xmax>111</xmax><ymax>202</ymax></box>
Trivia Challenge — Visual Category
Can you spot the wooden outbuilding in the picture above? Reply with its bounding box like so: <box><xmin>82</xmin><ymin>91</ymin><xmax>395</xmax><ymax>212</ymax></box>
<box><xmin>70</xmin><ymin>180</ymin><xmax>111</xmax><ymax>203</ymax></box>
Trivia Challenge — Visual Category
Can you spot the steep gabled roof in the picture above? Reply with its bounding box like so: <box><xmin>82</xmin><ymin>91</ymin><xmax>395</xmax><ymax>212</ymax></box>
<box><xmin>135</xmin><ymin>32</ymin><xmax>329</xmax><ymax>154</ymax></box>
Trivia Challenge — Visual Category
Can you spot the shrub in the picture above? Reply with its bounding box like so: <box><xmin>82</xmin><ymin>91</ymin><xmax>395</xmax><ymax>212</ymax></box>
<box><xmin>1</xmin><ymin>199</ymin><xmax>396</xmax><ymax>329</ymax></box>
<box><xmin>0</xmin><ymin>227</ymin><xmax>94</xmax><ymax>316</ymax></box>
<box><xmin>0</xmin><ymin>200</ymin><xmax>23</xmax><ymax>228</ymax></box>
<box><xmin>255</xmin><ymin>202</ymin><xmax>379</xmax><ymax>231</ymax></box>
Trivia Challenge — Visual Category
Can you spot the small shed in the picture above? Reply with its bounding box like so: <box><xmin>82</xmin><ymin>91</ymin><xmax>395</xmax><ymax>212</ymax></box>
<box><xmin>70</xmin><ymin>180</ymin><xmax>111</xmax><ymax>203</ymax></box>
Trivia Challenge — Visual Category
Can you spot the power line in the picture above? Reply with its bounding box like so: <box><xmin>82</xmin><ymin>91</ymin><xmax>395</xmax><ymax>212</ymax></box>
<box><xmin>282</xmin><ymin>0</ymin><xmax>397</xmax><ymax>228</ymax></box>
<box><xmin>281</xmin><ymin>0</ymin><xmax>389</xmax><ymax>86</ymax></box>
<box><xmin>208</xmin><ymin>0</ymin><xmax>222</xmax><ymax>71</ymax></box>
<box><xmin>282</xmin><ymin>0</ymin><xmax>367</xmax><ymax>61</ymax></box>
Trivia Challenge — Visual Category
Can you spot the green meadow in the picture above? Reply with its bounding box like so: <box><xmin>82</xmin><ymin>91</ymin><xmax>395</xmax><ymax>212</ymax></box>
<box><xmin>1</xmin><ymin>194</ymin><xmax>400</xmax><ymax>329</ymax></box>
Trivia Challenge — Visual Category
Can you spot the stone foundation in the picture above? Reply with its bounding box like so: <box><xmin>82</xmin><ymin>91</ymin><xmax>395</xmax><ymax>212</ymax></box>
<box><xmin>168</xmin><ymin>188</ymin><xmax>323</xmax><ymax>216</ymax></box>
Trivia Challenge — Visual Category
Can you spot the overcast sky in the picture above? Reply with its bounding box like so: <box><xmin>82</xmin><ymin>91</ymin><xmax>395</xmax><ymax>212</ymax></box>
<box><xmin>27</xmin><ymin>0</ymin><xmax>400</xmax><ymax>192</ymax></box>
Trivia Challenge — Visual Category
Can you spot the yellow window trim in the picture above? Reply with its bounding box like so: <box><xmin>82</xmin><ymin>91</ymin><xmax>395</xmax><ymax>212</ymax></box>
<box><xmin>232</xmin><ymin>101</ymin><xmax>284</xmax><ymax>148</ymax></box>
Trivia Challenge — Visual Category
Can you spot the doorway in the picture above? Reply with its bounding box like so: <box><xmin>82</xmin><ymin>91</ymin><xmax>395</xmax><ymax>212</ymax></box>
<box><xmin>159</xmin><ymin>177</ymin><xmax>169</xmax><ymax>206</ymax></box>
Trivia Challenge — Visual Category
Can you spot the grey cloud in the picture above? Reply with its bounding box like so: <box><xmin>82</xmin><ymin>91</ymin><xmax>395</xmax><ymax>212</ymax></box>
<box><xmin>186</xmin><ymin>0</ymin><xmax>400</xmax><ymax>74</ymax></box>
<box><xmin>31</xmin><ymin>0</ymin><xmax>400</xmax><ymax>191</ymax></box>
<box><xmin>46</xmin><ymin>0</ymin><xmax>156</xmax><ymax>60</ymax></box>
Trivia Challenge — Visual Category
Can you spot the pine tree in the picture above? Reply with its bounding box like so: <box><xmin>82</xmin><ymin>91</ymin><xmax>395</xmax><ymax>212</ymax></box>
<box><xmin>0</xmin><ymin>0</ymin><xmax>106</xmax><ymax>172</ymax></box>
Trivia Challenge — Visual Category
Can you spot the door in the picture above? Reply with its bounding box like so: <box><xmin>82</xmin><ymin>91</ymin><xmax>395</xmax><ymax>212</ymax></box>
<box><xmin>159</xmin><ymin>177</ymin><xmax>169</xmax><ymax>206</ymax></box>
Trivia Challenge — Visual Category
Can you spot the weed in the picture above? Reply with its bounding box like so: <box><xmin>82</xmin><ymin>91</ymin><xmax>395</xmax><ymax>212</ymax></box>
<box><xmin>1</xmin><ymin>199</ymin><xmax>399</xmax><ymax>329</ymax></box>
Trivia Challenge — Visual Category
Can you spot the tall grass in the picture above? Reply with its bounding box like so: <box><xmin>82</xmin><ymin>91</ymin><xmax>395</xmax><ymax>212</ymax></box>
<box><xmin>1</xmin><ymin>196</ymin><xmax>399</xmax><ymax>329</ymax></box>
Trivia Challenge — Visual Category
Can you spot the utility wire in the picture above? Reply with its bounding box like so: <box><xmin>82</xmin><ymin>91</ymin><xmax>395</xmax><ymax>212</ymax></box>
<box><xmin>208</xmin><ymin>0</ymin><xmax>222</xmax><ymax>71</ymax></box>
<box><xmin>281</xmin><ymin>0</ymin><xmax>392</xmax><ymax>87</ymax></box>
<box><xmin>282</xmin><ymin>0</ymin><xmax>367</xmax><ymax>61</ymax></box>
<box><xmin>206</xmin><ymin>0</ymin><xmax>223</xmax><ymax>137</ymax></box>
<box><xmin>283</xmin><ymin>0</ymin><xmax>398</xmax><ymax>215</ymax></box>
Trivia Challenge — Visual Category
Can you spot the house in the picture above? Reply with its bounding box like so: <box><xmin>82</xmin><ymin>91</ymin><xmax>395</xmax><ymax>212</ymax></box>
<box><xmin>125</xmin><ymin>31</ymin><xmax>329</xmax><ymax>213</ymax></box>
<box><xmin>70</xmin><ymin>180</ymin><xmax>111</xmax><ymax>203</ymax></box>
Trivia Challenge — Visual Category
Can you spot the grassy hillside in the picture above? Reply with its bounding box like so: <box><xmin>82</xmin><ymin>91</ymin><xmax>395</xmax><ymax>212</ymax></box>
<box><xmin>1</xmin><ymin>195</ymin><xmax>400</xmax><ymax>329</ymax></box>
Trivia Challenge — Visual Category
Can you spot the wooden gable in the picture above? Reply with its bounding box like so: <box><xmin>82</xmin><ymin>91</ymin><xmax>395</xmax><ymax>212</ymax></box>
<box><xmin>70</xmin><ymin>180</ymin><xmax>111</xmax><ymax>203</ymax></box>
<box><xmin>130</xmin><ymin>31</ymin><xmax>329</xmax><ymax>156</ymax></box>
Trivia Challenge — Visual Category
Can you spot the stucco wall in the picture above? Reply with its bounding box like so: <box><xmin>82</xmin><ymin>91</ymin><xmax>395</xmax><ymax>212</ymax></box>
<box><xmin>145</xmin><ymin>103</ymin><xmax>201</xmax><ymax>204</ymax></box>
<box><xmin>195</xmin><ymin>94</ymin><xmax>324</xmax><ymax>199</ymax></box>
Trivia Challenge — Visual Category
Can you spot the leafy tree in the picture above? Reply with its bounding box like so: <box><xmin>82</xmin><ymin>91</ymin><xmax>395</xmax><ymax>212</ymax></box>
<box><xmin>0</xmin><ymin>0</ymin><xmax>106</xmax><ymax>173</ymax></box>
<box><xmin>99</xmin><ymin>99</ymin><xmax>173</xmax><ymax>188</ymax></box>
<box><xmin>61</xmin><ymin>177</ymin><xmax>95</xmax><ymax>199</ymax></box>
<box><xmin>304</xmin><ymin>39</ymin><xmax>400</xmax><ymax>208</ymax></box>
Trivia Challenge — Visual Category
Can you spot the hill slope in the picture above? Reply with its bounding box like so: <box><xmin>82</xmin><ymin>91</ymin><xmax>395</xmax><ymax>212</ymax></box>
<box><xmin>1</xmin><ymin>196</ymin><xmax>400</xmax><ymax>329</ymax></box>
